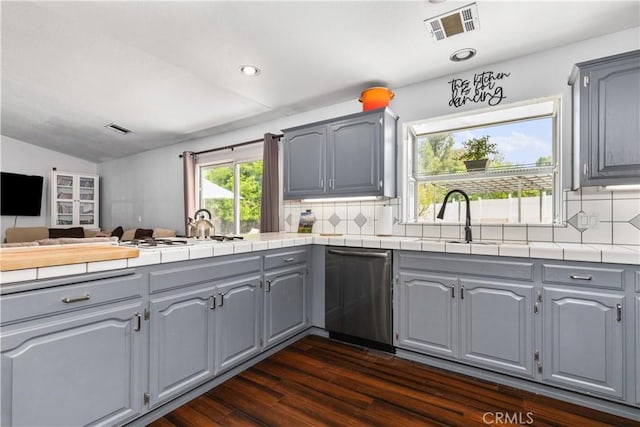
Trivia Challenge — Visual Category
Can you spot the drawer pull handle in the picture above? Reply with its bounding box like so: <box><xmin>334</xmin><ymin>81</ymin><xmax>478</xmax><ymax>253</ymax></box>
<box><xmin>62</xmin><ymin>294</ymin><xmax>90</xmax><ymax>303</ymax></box>
<box><xmin>283</xmin><ymin>257</ymin><xmax>295</xmax><ymax>262</ymax></box>
<box><xmin>265</xmin><ymin>280</ymin><xmax>272</xmax><ymax>293</ymax></box>
<box><xmin>616</xmin><ymin>304</ymin><xmax>622</xmax><ymax>322</ymax></box>
<box><xmin>570</xmin><ymin>275</ymin><xmax>592</xmax><ymax>281</ymax></box>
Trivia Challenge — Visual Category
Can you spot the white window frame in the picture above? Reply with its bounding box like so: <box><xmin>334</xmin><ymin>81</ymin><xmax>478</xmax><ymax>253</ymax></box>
<box><xmin>195</xmin><ymin>143</ymin><xmax>263</xmax><ymax>235</ymax></box>
<box><xmin>401</xmin><ymin>97</ymin><xmax>563</xmax><ymax>225</ymax></box>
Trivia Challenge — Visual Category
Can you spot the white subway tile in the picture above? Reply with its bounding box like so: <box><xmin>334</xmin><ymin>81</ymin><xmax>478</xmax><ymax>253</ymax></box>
<box><xmin>557</xmin><ymin>243</ymin><xmax>601</xmax><ymax>262</ymax></box>
<box><xmin>212</xmin><ymin>243</ymin><xmax>234</xmax><ymax>256</ymax></box>
<box><xmin>160</xmin><ymin>247</ymin><xmax>190</xmax><ymax>263</ymax></box>
<box><xmin>421</xmin><ymin>240</ymin><xmax>445</xmax><ymax>252</ymax></box>
<box><xmin>400</xmin><ymin>240</ymin><xmax>422</xmax><ymax>251</ymax></box>
<box><xmin>612</xmin><ymin>189</ymin><xmax>640</xmax><ymax>199</ymax></box>
<box><xmin>251</xmin><ymin>241</ymin><xmax>269</xmax><ymax>251</ymax></box>
<box><xmin>328</xmin><ymin>237</ymin><xmax>346</xmax><ymax>246</ymax></box>
<box><xmin>529</xmin><ymin>242</ymin><xmax>563</xmax><ymax>260</ymax></box>
<box><xmin>128</xmin><ymin>250</ymin><xmax>161</xmax><ymax>267</ymax></box>
<box><xmin>581</xmin><ymin>222</ymin><xmax>613</xmax><ymax>245</ymax></box>
<box><xmin>582</xmin><ymin>199</ymin><xmax>612</xmax><ymax>222</ymax></box>
<box><xmin>87</xmin><ymin>259</ymin><xmax>128</xmax><ymax>273</ymax></box>
<box><xmin>503</xmin><ymin>225</ymin><xmax>527</xmax><ymax>242</ymax></box>
<box><xmin>345</xmin><ymin>238</ymin><xmax>363</xmax><ymax>247</ymax></box>
<box><xmin>441</xmin><ymin>224</ymin><xmax>460</xmax><ymax>240</ymax></box>
<box><xmin>612</xmin><ymin>199</ymin><xmax>640</xmax><ymax>221</ymax></box>
<box><xmin>470</xmin><ymin>244</ymin><xmax>498</xmax><ymax>256</ymax></box>
<box><xmin>613</xmin><ymin>223</ymin><xmax>640</xmax><ymax>245</ymax></box>
<box><xmin>361</xmin><ymin>237</ymin><xmax>382</xmax><ymax>248</ymax></box>
<box><xmin>405</xmin><ymin>224</ymin><xmax>422</xmax><ymax>237</ymax></box>
<box><xmin>422</xmin><ymin>224</ymin><xmax>441</xmax><ymax>238</ymax></box>
<box><xmin>527</xmin><ymin>225</ymin><xmax>553</xmax><ymax>242</ymax></box>
<box><xmin>552</xmin><ymin>225</ymin><xmax>581</xmax><ymax>243</ymax></box>
<box><xmin>38</xmin><ymin>263</ymin><xmax>87</xmax><ymax>279</ymax></box>
<box><xmin>347</xmin><ymin>220</ymin><xmax>361</xmax><ymax>235</ymax></box>
<box><xmin>380</xmin><ymin>238</ymin><xmax>401</xmax><ymax>250</ymax></box>
<box><xmin>188</xmin><ymin>245</ymin><xmax>214</xmax><ymax>259</ymax></box>
<box><xmin>580</xmin><ymin>187</ymin><xmax>613</xmax><ymax>200</ymax></box>
<box><xmin>498</xmin><ymin>244</ymin><xmax>530</xmax><ymax>258</ymax></box>
<box><xmin>390</xmin><ymin>222</ymin><xmax>406</xmax><ymax>236</ymax></box>
<box><xmin>589</xmin><ymin>245</ymin><xmax>640</xmax><ymax>264</ymax></box>
<box><xmin>1</xmin><ymin>268</ymin><xmax>37</xmax><ymax>283</ymax></box>
<box><xmin>313</xmin><ymin>236</ymin><xmax>329</xmax><ymax>245</ymax></box>
<box><xmin>480</xmin><ymin>225</ymin><xmax>502</xmax><ymax>241</ymax></box>
<box><xmin>445</xmin><ymin>242</ymin><xmax>471</xmax><ymax>254</ymax></box>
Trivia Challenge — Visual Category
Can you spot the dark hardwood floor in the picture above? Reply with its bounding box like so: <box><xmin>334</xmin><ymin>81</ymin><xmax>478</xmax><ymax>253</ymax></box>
<box><xmin>148</xmin><ymin>335</ymin><xmax>637</xmax><ymax>427</ymax></box>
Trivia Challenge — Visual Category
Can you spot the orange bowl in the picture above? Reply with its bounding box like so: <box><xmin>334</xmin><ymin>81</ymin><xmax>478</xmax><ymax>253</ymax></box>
<box><xmin>359</xmin><ymin>87</ymin><xmax>394</xmax><ymax>111</ymax></box>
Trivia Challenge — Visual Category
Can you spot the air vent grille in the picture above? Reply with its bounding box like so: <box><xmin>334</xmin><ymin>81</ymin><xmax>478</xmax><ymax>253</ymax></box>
<box><xmin>424</xmin><ymin>3</ymin><xmax>480</xmax><ymax>42</ymax></box>
<box><xmin>105</xmin><ymin>123</ymin><xmax>133</xmax><ymax>135</ymax></box>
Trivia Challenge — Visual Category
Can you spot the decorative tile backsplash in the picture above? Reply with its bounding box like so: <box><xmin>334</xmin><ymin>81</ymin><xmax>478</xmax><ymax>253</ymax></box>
<box><xmin>283</xmin><ymin>187</ymin><xmax>640</xmax><ymax>246</ymax></box>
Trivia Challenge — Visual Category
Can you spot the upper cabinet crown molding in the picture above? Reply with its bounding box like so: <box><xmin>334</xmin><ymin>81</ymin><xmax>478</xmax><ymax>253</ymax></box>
<box><xmin>570</xmin><ymin>49</ymin><xmax>640</xmax><ymax>188</ymax></box>
<box><xmin>282</xmin><ymin>108</ymin><xmax>398</xmax><ymax>200</ymax></box>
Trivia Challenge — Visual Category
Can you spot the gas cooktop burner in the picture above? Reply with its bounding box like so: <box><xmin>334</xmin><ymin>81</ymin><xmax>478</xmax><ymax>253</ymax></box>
<box><xmin>122</xmin><ymin>238</ymin><xmax>189</xmax><ymax>248</ymax></box>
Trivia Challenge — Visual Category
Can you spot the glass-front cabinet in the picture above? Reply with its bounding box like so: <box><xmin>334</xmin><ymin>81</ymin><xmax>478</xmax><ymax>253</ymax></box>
<box><xmin>51</xmin><ymin>171</ymin><xmax>99</xmax><ymax>228</ymax></box>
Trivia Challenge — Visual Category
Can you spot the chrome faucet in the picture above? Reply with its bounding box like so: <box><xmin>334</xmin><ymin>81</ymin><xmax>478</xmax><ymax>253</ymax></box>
<box><xmin>437</xmin><ymin>189</ymin><xmax>472</xmax><ymax>243</ymax></box>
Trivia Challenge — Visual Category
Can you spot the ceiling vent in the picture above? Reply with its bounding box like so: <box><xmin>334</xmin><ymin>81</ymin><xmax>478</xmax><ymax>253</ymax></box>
<box><xmin>105</xmin><ymin>123</ymin><xmax>132</xmax><ymax>135</ymax></box>
<box><xmin>424</xmin><ymin>3</ymin><xmax>480</xmax><ymax>42</ymax></box>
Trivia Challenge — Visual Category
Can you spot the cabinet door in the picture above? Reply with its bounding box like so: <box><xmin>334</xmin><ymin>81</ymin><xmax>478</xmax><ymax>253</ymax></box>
<box><xmin>396</xmin><ymin>272</ymin><xmax>458</xmax><ymax>358</ymax></box>
<box><xmin>148</xmin><ymin>287</ymin><xmax>215</xmax><ymax>407</ymax></box>
<box><xmin>542</xmin><ymin>288</ymin><xmax>624</xmax><ymax>399</ymax></box>
<box><xmin>283</xmin><ymin>125</ymin><xmax>326</xmax><ymax>199</ymax></box>
<box><xmin>459</xmin><ymin>279</ymin><xmax>534</xmax><ymax>378</ymax></box>
<box><xmin>77</xmin><ymin>175</ymin><xmax>98</xmax><ymax>227</ymax></box>
<box><xmin>51</xmin><ymin>171</ymin><xmax>99</xmax><ymax>228</ymax></box>
<box><xmin>1</xmin><ymin>302</ymin><xmax>143</xmax><ymax>427</ymax></box>
<box><xmin>582</xmin><ymin>51</ymin><xmax>640</xmax><ymax>185</ymax></box>
<box><xmin>327</xmin><ymin>113</ymin><xmax>381</xmax><ymax>195</ymax></box>
<box><xmin>264</xmin><ymin>266</ymin><xmax>307</xmax><ymax>347</ymax></box>
<box><xmin>636</xmin><ymin>296</ymin><xmax>640</xmax><ymax>406</ymax></box>
<box><xmin>215</xmin><ymin>275</ymin><xmax>262</xmax><ymax>374</ymax></box>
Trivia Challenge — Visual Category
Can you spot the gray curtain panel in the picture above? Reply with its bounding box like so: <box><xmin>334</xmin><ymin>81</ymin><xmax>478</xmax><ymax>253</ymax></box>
<box><xmin>260</xmin><ymin>133</ymin><xmax>280</xmax><ymax>232</ymax></box>
<box><xmin>182</xmin><ymin>151</ymin><xmax>196</xmax><ymax>236</ymax></box>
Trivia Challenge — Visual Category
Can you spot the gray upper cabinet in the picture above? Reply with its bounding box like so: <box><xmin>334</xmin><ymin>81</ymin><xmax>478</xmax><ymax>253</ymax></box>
<box><xmin>570</xmin><ymin>50</ymin><xmax>640</xmax><ymax>187</ymax></box>
<box><xmin>264</xmin><ymin>265</ymin><xmax>308</xmax><ymax>347</ymax></box>
<box><xmin>396</xmin><ymin>272</ymin><xmax>458</xmax><ymax>358</ymax></box>
<box><xmin>148</xmin><ymin>285</ymin><xmax>215</xmax><ymax>408</ymax></box>
<box><xmin>214</xmin><ymin>275</ymin><xmax>262</xmax><ymax>374</ymax></box>
<box><xmin>1</xmin><ymin>302</ymin><xmax>143</xmax><ymax>427</ymax></box>
<box><xmin>542</xmin><ymin>287</ymin><xmax>625</xmax><ymax>399</ymax></box>
<box><xmin>459</xmin><ymin>279</ymin><xmax>534</xmax><ymax>378</ymax></box>
<box><xmin>283</xmin><ymin>125</ymin><xmax>326</xmax><ymax>198</ymax></box>
<box><xmin>283</xmin><ymin>108</ymin><xmax>397</xmax><ymax>199</ymax></box>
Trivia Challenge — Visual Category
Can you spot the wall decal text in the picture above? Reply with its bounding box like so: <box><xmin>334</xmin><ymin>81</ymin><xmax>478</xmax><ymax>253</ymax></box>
<box><xmin>449</xmin><ymin>71</ymin><xmax>511</xmax><ymax>108</ymax></box>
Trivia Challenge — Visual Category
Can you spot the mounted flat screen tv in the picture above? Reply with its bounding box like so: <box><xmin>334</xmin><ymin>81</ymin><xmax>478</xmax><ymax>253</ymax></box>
<box><xmin>1</xmin><ymin>172</ymin><xmax>44</xmax><ymax>216</ymax></box>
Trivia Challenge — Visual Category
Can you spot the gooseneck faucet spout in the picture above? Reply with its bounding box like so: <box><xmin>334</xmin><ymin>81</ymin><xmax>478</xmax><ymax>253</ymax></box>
<box><xmin>437</xmin><ymin>189</ymin><xmax>472</xmax><ymax>243</ymax></box>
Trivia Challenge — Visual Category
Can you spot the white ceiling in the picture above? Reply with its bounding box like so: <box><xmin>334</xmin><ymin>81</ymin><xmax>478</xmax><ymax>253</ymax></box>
<box><xmin>2</xmin><ymin>1</ymin><xmax>639</xmax><ymax>163</ymax></box>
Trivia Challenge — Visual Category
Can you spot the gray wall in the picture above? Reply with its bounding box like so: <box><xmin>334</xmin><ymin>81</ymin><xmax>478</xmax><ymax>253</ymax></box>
<box><xmin>1</xmin><ymin>135</ymin><xmax>98</xmax><ymax>238</ymax></box>
<box><xmin>98</xmin><ymin>27</ymin><xmax>640</xmax><ymax>232</ymax></box>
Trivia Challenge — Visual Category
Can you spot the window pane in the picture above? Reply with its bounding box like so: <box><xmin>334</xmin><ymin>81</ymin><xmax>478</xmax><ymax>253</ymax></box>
<box><xmin>413</xmin><ymin>114</ymin><xmax>554</xmax><ymax>224</ymax></box>
<box><xmin>239</xmin><ymin>160</ymin><xmax>263</xmax><ymax>234</ymax></box>
<box><xmin>201</xmin><ymin>164</ymin><xmax>235</xmax><ymax>235</ymax></box>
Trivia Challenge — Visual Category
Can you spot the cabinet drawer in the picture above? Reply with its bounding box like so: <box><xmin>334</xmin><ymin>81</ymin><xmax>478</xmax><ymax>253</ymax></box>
<box><xmin>149</xmin><ymin>255</ymin><xmax>261</xmax><ymax>293</ymax></box>
<box><xmin>1</xmin><ymin>273</ymin><xmax>142</xmax><ymax>325</ymax></box>
<box><xmin>264</xmin><ymin>249</ymin><xmax>308</xmax><ymax>270</ymax></box>
<box><xmin>398</xmin><ymin>252</ymin><xmax>534</xmax><ymax>281</ymax></box>
<box><xmin>542</xmin><ymin>264</ymin><xmax>624</xmax><ymax>290</ymax></box>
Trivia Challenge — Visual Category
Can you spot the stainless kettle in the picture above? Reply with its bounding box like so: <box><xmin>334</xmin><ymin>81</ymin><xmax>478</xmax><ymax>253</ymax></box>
<box><xmin>189</xmin><ymin>209</ymin><xmax>216</xmax><ymax>239</ymax></box>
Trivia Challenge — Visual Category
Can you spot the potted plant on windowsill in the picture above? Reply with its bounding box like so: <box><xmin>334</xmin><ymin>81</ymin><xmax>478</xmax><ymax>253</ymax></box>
<box><xmin>458</xmin><ymin>135</ymin><xmax>498</xmax><ymax>171</ymax></box>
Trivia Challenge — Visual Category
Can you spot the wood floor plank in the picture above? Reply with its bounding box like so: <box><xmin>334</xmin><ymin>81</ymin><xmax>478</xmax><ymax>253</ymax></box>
<box><xmin>149</xmin><ymin>336</ymin><xmax>636</xmax><ymax>427</ymax></box>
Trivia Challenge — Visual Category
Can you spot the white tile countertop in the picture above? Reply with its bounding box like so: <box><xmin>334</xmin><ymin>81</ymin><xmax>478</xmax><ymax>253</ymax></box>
<box><xmin>1</xmin><ymin>233</ymin><xmax>638</xmax><ymax>284</ymax></box>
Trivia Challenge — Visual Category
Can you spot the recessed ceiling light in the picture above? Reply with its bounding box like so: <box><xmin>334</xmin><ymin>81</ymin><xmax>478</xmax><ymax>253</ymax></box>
<box><xmin>450</xmin><ymin>48</ymin><xmax>476</xmax><ymax>62</ymax></box>
<box><xmin>239</xmin><ymin>65</ymin><xmax>260</xmax><ymax>76</ymax></box>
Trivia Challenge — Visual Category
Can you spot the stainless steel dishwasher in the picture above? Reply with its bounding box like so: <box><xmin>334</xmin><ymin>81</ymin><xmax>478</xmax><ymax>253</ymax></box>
<box><xmin>325</xmin><ymin>246</ymin><xmax>394</xmax><ymax>352</ymax></box>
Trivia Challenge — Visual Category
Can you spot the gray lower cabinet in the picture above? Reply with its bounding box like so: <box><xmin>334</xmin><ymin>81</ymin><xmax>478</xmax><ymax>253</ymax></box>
<box><xmin>214</xmin><ymin>274</ymin><xmax>262</xmax><ymax>374</ymax></box>
<box><xmin>396</xmin><ymin>272</ymin><xmax>458</xmax><ymax>358</ymax></box>
<box><xmin>570</xmin><ymin>50</ymin><xmax>640</xmax><ymax>187</ymax></box>
<box><xmin>1</xmin><ymin>302</ymin><xmax>143</xmax><ymax>427</ymax></box>
<box><xmin>459</xmin><ymin>279</ymin><xmax>534</xmax><ymax>378</ymax></box>
<box><xmin>636</xmin><ymin>296</ymin><xmax>640</xmax><ymax>406</ymax></box>
<box><xmin>542</xmin><ymin>287</ymin><xmax>625</xmax><ymax>399</ymax></box>
<box><xmin>148</xmin><ymin>286</ymin><xmax>215</xmax><ymax>408</ymax></box>
<box><xmin>264</xmin><ymin>265</ymin><xmax>308</xmax><ymax>347</ymax></box>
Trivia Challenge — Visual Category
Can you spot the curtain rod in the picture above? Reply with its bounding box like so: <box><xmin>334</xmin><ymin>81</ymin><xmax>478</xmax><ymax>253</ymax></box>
<box><xmin>178</xmin><ymin>134</ymin><xmax>283</xmax><ymax>158</ymax></box>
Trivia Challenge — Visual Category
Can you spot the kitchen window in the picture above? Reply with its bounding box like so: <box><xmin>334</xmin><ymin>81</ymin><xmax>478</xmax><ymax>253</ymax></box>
<box><xmin>405</xmin><ymin>98</ymin><xmax>560</xmax><ymax>224</ymax></box>
<box><xmin>196</xmin><ymin>144</ymin><xmax>263</xmax><ymax>235</ymax></box>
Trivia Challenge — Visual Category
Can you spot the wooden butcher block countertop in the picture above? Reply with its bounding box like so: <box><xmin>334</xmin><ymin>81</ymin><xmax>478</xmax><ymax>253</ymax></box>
<box><xmin>0</xmin><ymin>245</ymin><xmax>140</xmax><ymax>271</ymax></box>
